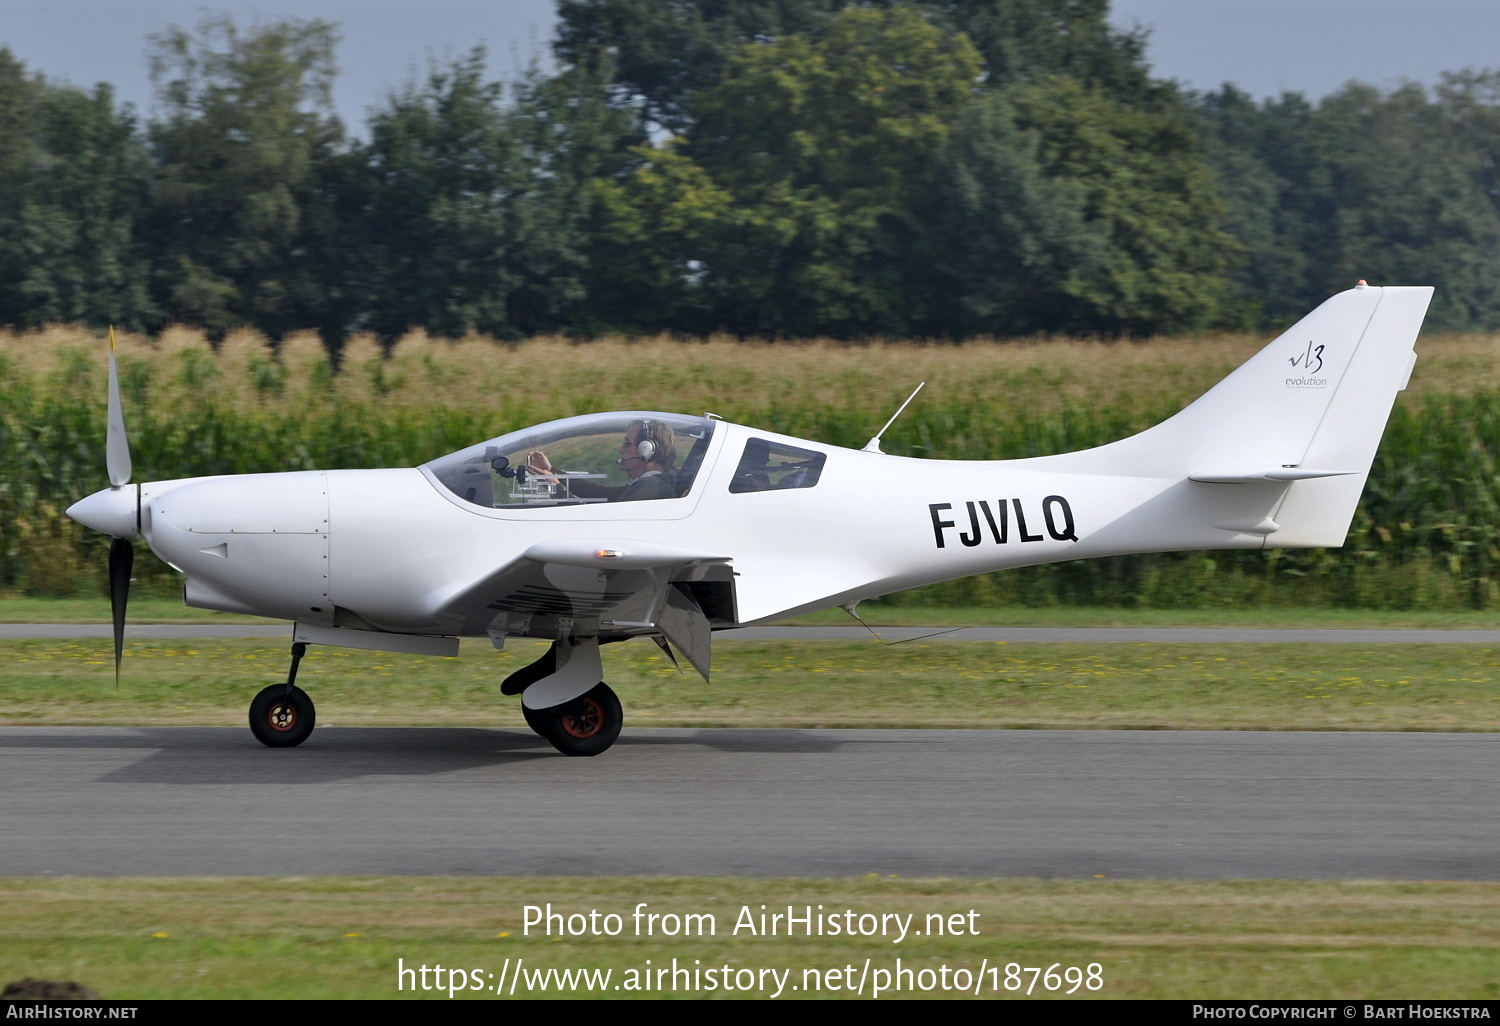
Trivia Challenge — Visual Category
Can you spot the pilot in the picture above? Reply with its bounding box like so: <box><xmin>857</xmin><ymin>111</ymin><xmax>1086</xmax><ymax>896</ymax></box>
<box><xmin>527</xmin><ymin>420</ymin><xmax>679</xmax><ymax>502</ymax></box>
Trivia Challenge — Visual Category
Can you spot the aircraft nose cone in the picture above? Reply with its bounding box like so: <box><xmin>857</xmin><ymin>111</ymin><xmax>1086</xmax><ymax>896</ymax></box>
<box><xmin>66</xmin><ymin>485</ymin><xmax>139</xmax><ymax>538</ymax></box>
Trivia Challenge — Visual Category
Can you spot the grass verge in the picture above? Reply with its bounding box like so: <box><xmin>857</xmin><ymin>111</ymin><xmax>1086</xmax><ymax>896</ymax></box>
<box><xmin>0</xmin><ymin>596</ymin><xmax>277</xmax><ymax>624</ymax></box>
<box><xmin>3</xmin><ymin>636</ymin><xmax>1497</xmax><ymax>731</ymax></box>
<box><xmin>1</xmin><ymin>877</ymin><xmax>1496</xmax><ymax>999</ymax></box>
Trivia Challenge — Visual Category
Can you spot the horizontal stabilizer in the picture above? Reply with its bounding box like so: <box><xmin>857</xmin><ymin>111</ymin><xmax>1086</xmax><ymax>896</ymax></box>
<box><xmin>1189</xmin><ymin>467</ymin><xmax>1359</xmax><ymax>484</ymax></box>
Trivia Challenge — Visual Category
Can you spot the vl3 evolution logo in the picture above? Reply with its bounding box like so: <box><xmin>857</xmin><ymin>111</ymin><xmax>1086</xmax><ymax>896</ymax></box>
<box><xmin>1286</xmin><ymin>340</ymin><xmax>1327</xmax><ymax>388</ymax></box>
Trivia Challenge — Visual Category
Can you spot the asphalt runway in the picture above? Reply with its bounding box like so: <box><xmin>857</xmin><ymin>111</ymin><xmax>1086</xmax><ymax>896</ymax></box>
<box><xmin>7</xmin><ymin>624</ymin><xmax>1500</xmax><ymax>643</ymax></box>
<box><xmin>1</xmin><ymin>726</ymin><xmax>1495</xmax><ymax>879</ymax></box>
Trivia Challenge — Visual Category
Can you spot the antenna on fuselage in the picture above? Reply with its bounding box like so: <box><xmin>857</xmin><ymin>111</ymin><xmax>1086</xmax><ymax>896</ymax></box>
<box><xmin>862</xmin><ymin>381</ymin><xmax>925</xmax><ymax>454</ymax></box>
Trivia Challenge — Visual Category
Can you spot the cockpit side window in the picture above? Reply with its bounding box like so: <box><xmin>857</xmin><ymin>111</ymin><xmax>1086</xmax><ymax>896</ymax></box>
<box><xmin>675</xmin><ymin>429</ymin><xmax>714</xmax><ymax>497</ymax></box>
<box><xmin>728</xmin><ymin>439</ymin><xmax>826</xmax><ymax>493</ymax></box>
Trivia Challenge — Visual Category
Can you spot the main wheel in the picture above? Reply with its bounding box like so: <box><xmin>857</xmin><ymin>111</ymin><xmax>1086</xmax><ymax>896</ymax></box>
<box><xmin>524</xmin><ymin>682</ymin><xmax>622</xmax><ymax>757</ymax></box>
<box><xmin>521</xmin><ymin>703</ymin><xmax>550</xmax><ymax>739</ymax></box>
<box><xmin>249</xmin><ymin>684</ymin><xmax>316</xmax><ymax>748</ymax></box>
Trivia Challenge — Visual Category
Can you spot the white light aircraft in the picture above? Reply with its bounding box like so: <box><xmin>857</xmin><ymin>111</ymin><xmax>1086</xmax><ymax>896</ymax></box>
<box><xmin>66</xmin><ymin>284</ymin><xmax>1432</xmax><ymax>755</ymax></box>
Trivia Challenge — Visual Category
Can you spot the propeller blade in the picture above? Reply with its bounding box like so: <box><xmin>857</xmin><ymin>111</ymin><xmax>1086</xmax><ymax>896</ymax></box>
<box><xmin>108</xmin><ymin>536</ymin><xmax>133</xmax><ymax>687</ymax></box>
<box><xmin>106</xmin><ymin>326</ymin><xmax>132</xmax><ymax>488</ymax></box>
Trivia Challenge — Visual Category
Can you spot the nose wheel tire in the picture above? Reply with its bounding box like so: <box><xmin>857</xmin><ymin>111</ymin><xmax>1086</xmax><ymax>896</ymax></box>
<box><xmin>523</xmin><ymin>682</ymin><xmax>622</xmax><ymax>757</ymax></box>
<box><xmin>249</xmin><ymin>684</ymin><xmax>316</xmax><ymax>748</ymax></box>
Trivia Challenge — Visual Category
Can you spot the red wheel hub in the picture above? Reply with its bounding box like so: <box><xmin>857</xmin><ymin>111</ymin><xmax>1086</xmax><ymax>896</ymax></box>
<box><xmin>560</xmin><ymin>698</ymin><xmax>603</xmax><ymax>739</ymax></box>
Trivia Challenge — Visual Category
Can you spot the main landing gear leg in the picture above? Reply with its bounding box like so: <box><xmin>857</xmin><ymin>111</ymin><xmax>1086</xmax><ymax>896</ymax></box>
<box><xmin>501</xmin><ymin>641</ymin><xmax>556</xmax><ymax>696</ymax></box>
<box><xmin>507</xmin><ymin>638</ymin><xmax>623</xmax><ymax>756</ymax></box>
<box><xmin>249</xmin><ymin>641</ymin><xmax>316</xmax><ymax>748</ymax></box>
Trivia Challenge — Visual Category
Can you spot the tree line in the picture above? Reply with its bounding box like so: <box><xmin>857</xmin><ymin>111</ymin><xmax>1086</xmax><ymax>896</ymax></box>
<box><xmin>4</xmin><ymin>0</ymin><xmax>1500</xmax><ymax>344</ymax></box>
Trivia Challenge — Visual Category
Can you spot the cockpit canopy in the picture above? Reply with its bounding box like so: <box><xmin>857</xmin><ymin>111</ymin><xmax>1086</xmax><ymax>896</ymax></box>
<box><xmin>424</xmin><ymin>412</ymin><xmax>717</xmax><ymax>509</ymax></box>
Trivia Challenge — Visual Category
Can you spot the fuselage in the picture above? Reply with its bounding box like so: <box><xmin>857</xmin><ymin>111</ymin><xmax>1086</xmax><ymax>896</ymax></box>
<box><xmin>82</xmin><ymin>415</ymin><xmax>1256</xmax><ymax>639</ymax></box>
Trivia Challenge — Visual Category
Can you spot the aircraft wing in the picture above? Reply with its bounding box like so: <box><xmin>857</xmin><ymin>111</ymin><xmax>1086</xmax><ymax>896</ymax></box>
<box><xmin>427</xmin><ymin>539</ymin><xmax>733</xmax><ymax>679</ymax></box>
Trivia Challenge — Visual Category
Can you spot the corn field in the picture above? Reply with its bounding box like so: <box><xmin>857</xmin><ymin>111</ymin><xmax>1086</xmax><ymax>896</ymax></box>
<box><xmin>4</xmin><ymin>325</ymin><xmax>1499</xmax><ymax>608</ymax></box>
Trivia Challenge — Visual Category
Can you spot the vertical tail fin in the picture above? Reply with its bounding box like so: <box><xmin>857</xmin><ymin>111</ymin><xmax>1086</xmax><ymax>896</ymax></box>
<box><xmin>1043</xmin><ymin>284</ymin><xmax>1433</xmax><ymax>549</ymax></box>
<box><xmin>1263</xmin><ymin>286</ymin><xmax>1431</xmax><ymax>545</ymax></box>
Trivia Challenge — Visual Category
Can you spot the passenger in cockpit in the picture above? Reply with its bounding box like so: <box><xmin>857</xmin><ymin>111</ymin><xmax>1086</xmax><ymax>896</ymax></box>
<box><xmin>526</xmin><ymin>419</ymin><xmax>679</xmax><ymax>501</ymax></box>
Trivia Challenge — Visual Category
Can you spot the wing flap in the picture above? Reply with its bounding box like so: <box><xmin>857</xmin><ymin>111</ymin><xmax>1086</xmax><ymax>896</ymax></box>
<box><xmin>658</xmin><ymin>583</ymin><xmax>712</xmax><ymax>682</ymax></box>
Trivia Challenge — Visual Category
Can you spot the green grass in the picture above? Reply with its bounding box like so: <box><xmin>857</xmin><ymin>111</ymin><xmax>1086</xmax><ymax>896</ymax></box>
<box><xmin>4</xmin><ymin>636</ymin><xmax>1497</xmax><ymax>731</ymax></box>
<box><xmin>782</xmin><ymin>604</ymin><xmax>1500</xmax><ymax>629</ymax></box>
<box><xmin>0</xmin><ymin>595</ymin><xmax>278</xmax><ymax>623</ymax></box>
<box><xmin>2</xmin><ymin>877</ymin><xmax>1496</xmax><ymax>999</ymax></box>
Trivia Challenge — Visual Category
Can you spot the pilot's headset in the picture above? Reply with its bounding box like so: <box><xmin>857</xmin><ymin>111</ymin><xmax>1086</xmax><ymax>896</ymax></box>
<box><xmin>633</xmin><ymin>419</ymin><xmax>658</xmax><ymax>464</ymax></box>
<box><xmin>627</xmin><ymin>419</ymin><xmax>676</xmax><ymax>468</ymax></box>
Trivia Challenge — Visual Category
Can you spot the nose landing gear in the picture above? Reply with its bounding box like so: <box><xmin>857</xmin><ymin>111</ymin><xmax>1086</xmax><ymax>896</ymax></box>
<box><xmin>249</xmin><ymin>642</ymin><xmax>316</xmax><ymax>748</ymax></box>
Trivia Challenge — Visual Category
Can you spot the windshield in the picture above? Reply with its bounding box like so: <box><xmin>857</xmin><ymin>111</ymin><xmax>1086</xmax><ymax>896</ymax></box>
<box><xmin>423</xmin><ymin>412</ymin><xmax>717</xmax><ymax>509</ymax></box>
